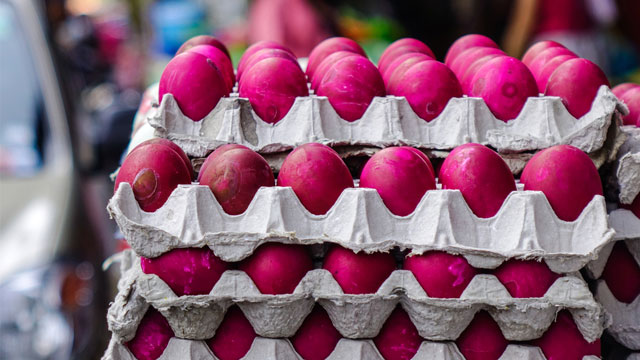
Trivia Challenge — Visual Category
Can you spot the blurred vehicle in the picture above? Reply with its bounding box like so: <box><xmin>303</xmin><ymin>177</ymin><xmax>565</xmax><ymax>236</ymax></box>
<box><xmin>0</xmin><ymin>0</ymin><xmax>108</xmax><ymax>358</ymax></box>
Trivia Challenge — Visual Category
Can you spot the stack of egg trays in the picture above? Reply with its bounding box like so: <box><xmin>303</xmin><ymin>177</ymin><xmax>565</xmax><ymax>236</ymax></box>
<box><xmin>102</xmin><ymin>181</ymin><xmax>613</xmax><ymax>360</ymax></box>
<box><xmin>145</xmin><ymin>85</ymin><xmax>625</xmax><ymax>174</ymax></box>
<box><xmin>586</xmin><ymin>126</ymin><xmax>640</xmax><ymax>352</ymax></box>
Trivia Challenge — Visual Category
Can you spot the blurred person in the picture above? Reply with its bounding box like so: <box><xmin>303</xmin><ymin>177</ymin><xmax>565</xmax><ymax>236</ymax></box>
<box><xmin>248</xmin><ymin>0</ymin><xmax>331</xmax><ymax>57</ymax></box>
<box><xmin>503</xmin><ymin>0</ymin><xmax>617</xmax><ymax>72</ymax></box>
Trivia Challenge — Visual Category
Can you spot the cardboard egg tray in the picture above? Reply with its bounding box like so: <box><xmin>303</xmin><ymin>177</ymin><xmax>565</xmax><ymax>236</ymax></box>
<box><xmin>586</xmin><ymin>209</ymin><xmax>640</xmax><ymax>350</ymax></box>
<box><xmin>108</xmin><ymin>183</ymin><xmax>614</xmax><ymax>273</ymax></box>
<box><xmin>106</xmin><ymin>250</ymin><xmax>607</xmax><ymax>343</ymax></box>
<box><xmin>102</xmin><ymin>335</ymin><xmax>602</xmax><ymax>360</ymax></box>
<box><xmin>612</xmin><ymin>126</ymin><xmax>640</xmax><ymax>205</ymax></box>
<box><xmin>146</xmin><ymin>86</ymin><xmax>624</xmax><ymax>173</ymax></box>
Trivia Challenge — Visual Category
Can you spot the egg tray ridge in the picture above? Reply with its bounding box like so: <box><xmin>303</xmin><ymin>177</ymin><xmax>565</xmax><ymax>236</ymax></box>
<box><xmin>106</xmin><ymin>250</ymin><xmax>608</xmax><ymax>344</ymax></box>
<box><xmin>102</xmin><ymin>335</ymin><xmax>602</xmax><ymax>360</ymax></box>
<box><xmin>147</xmin><ymin>85</ymin><xmax>624</xmax><ymax>159</ymax></box>
<box><xmin>108</xmin><ymin>183</ymin><xmax>614</xmax><ymax>273</ymax></box>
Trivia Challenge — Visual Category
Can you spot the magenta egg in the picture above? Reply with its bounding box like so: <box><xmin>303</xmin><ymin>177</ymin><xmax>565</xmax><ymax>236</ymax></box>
<box><xmin>378</xmin><ymin>38</ymin><xmax>435</xmax><ymax>76</ymax></box>
<box><xmin>394</xmin><ymin>60</ymin><xmax>462</xmax><ymax>122</ymax></box>
<box><xmin>493</xmin><ymin>260</ymin><xmax>560</xmax><ymax>298</ymax></box>
<box><xmin>114</xmin><ymin>139</ymin><xmax>192</xmax><ymax>212</ymax></box>
<box><xmin>373</xmin><ymin>307</ymin><xmax>422</xmax><ymax>360</ymax></box>
<box><xmin>444</xmin><ymin>34</ymin><xmax>499</xmax><ymax>67</ymax></box>
<box><xmin>141</xmin><ymin>247</ymin><xmax>229</xmax><ymax>296</ymax></box>
<box><xmin>323</xmin><ymin>245</ymin><xmax>396</xmax><ymax>294</ymax></box>
<box><xmin>360</xmin><ymin>147</ymin><xmax>436</xmax><ymax>216</ymax></box>
<box><xmin>316</xmin><ymin>56</ymin><xmax>385</xmax><ymax>121</ymax></box>
<box><xmin>521</xmin><ymin>145</ymin><xmax>603</xmax><ymax>222</ymax></box>
<box><xmin>531</xmin><ymin>311</ymin><xmax>601</xmax><ymax>360</ymax></box>
<box><xmin>439</xmin><ymin>143</ymin><xmax>515</xmax><ymax>218</ymax></box>
<box><xmin>545</xmin><ymin>58</ymin><xmax>610</xmax><ymax>119</ymax></box>
<box><xmin>239</xmin><ymin>57</ymin><xmax>308</xmax><ymax>124</ymax></box>
<box><xmin>455</xmin><ymin>312</ymin><xmax>508</xmax><ymax>360</ymax></box>
<box><xmin>159</xmin><ymin>52</ymin><xmax>228</xmax><ymax>121</ymax></box>
<box><xmin>291</xmin><ymin>306</ymin><xmax>341</xmax><ymax>360</ymax></box>
<box><xmin>207</xmin><ymin>306</ymin><xmax>257</xmax><ymax>360</ymax></box>
<box><xmin>470</xmin><ymin>56</ymin><xmax>537</xmax><ymax>121</ymax></box>
<box><xmin>306</xmin><ymin>37</ymin><xmax>366</xmax><ymax>80</ymax></box>
<box><xmin>239</xmin><ymin>243</ymin><xmax>313</xmax><ymax>294</ymax></box>
<box><xmin>404</xmin><ymin>251</ymin><xmax>477</xmax><ymax>298</ymax></box>
<box><xmin>126</xmin><ymin>309</ymin><xmax>175</xmax><ymax>360</ymax></box>
<box><xmin>278</xmin><ymin>143</ymin><xmax>353</xmax><ymax>215</ymax></box>
<box><xmin>198</xmin><ymin>145</ymin><xmax>274</xmax><ymax>215</ymax></box>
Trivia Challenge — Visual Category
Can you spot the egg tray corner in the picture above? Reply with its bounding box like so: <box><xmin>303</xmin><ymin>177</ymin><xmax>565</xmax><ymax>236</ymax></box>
<box><xmin>108</xmin><ymin>182</ymin><xmax>615</xmax><ymax>274</ymax></box>
<box><xmin>147</xmin><ymin>86</ymin><xmax>623</xmax><ymax>162</ymax></box>
<box><xmin>102</xmin><ymin>335</ymin><xmax>602</xmax><ymax>360</ymax></box>
<box><xmin>106</xmin><ymin>250</ymin><xmax>608</xmax><ymax>346</ymax></box>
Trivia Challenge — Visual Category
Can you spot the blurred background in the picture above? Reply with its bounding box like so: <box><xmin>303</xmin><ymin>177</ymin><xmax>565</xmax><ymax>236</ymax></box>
<box><xmin>0</xmin><ymin>0</ymin><xmax>638</xmax><ymax>358</ymax></box>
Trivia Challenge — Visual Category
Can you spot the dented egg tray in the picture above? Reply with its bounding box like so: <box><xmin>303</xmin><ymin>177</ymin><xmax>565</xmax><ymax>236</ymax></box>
<box><xmin>615</xmin><ymin>126</ymin><xmax>640</xmax><ymax>205</ymax></box>
<box><xmin>102</xmin><ymin>335</ymin><xmax>602</xmax><ymax>360</ymax></box>
<box><xmin>147</xmin><ymin>85</ymin><xmax>624</xmax><ymax>159</ymax></box>
<box><xmin>585</xmin><ymin>235</ymin><xmax>640</xmax><ymax>350</ymax></box>
<box><xmin>106</xmin><ymin>250</ymin><xmax>608</xmax><ymax>344</ymax></box>
<box><xmin>107</xmin><ymin>183</ymin><xmax>615</xmax><ymax>273</ymax></box>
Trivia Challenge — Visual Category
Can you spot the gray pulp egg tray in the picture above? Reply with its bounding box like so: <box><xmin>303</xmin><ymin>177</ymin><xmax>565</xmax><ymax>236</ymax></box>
<box><xmin>106</xmin><ymin>250</ymin><xmax>607</xmax><ymax>343</ymax></box>
<box><xmin>146</xmin><ymin>86</ymin><xmax>624</xmax><ymax>173</ymax></box>
<box><xmin>586</xmin><ymin>208</ymin><xmax>640</xmax><ymax>350</ymax></box>
<box><xmin>102</xmin><ymin>335</ymin><xmax>602</xmax><ymax>360</ymax></box>
<box><xmin>108</xmin><ymin>183</ymin><xmax>614</xmax><ymax>273</ymax></box>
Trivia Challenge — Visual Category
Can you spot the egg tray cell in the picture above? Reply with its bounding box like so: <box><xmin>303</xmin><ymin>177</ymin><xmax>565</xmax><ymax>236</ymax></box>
<box><xmin>106</xmin><ymin>250</ymin><xmax>608</xmax><ymax>345</ymax></box>
<box><xmin>108</xmin><ymin>183</ymin><xmax>614</xmax><ymax>273</ymax></box>
<box><xmin>102</xmin><ymin>335</ymin><xmax>602</xmax><ymax>360</ymax></box>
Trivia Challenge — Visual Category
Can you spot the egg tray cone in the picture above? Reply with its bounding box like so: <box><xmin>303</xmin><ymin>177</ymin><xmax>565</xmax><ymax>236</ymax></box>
<box><xmin>147</xmin><ymin>86</ymin><xmax>623</xmax><ymax>161</ymax></box>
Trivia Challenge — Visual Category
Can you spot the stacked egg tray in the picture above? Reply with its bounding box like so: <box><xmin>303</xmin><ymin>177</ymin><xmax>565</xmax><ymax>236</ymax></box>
<box><xmin>146</xmin><ymin>85</ymin><xmax>625</xmax><ymax>175</ymax></box>
<box><xmin>102</xmin><ymin>181</ymin><xmax>613</xmax><ymax>360</ymax></box>
<box><xmin>587</xmin><ymin>126</ymin><xmax>640</xmax><ymax>352</ymax></box>
<box><xmin>102</xmin><ymin>83</ymin><xmax>630</xmax><ymax>359</ymax></box>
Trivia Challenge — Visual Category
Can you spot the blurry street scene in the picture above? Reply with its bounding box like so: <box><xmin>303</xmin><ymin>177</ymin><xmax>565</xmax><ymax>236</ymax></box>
<box><xmin>0</xmin><ymin>0</ymin><xmax>639</xmax><ymax>359</ymax></box>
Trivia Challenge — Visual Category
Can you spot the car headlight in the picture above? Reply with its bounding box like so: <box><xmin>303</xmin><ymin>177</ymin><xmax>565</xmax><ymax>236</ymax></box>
<box><xmin>0</xmin><ymin>262</ymin><xmax>96</xmax><ymax>360</ymax></box>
